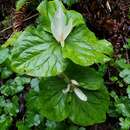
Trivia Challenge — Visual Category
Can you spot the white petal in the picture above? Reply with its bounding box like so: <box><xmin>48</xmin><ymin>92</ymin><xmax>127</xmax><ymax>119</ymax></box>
<box><xmin>74</xmin><ymin>87</ymin><xmax>87</xmax><ymax>101</ymax></box>
<box><xmin>71</xmin><ymin>79</ymin><xmax>79</xmax><ymax>86</ymax></box>
<box><xmin>51</xmin><ymin>5</ymin><xmax>66</xmax><ymax>42</ymax></box>
<box><xmin>63</xmin><ymin>19</ymin><xmax>73</xmax><ymax>40</ymax></box>
<box><xmin>51</xmin><ymin>3</ymin><xmax>73</xmax><ymax>47</ymax></box>
<box><xmin>62</xmin><ymin>84</ymin><xmax>70</xmax><ymax>94</ymax></box>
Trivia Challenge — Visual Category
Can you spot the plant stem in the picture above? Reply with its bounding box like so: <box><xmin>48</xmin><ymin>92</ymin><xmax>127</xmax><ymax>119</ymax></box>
<box><xmin>59</xmin><ymin>72</ymin><xmax>70</xmax><ymax>83</ymax></box>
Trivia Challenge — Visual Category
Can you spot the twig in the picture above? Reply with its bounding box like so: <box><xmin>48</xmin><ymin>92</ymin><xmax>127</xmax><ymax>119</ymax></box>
<box><xmin>125</xmin><ymin>47</ymin><xmax>130</xmax><ymax>64</ymax></box>
<box><xmin>59</xmin><ymin>73</ymin><xmax>70</xmax><ymax>83</ymax></box>
<box><xmin>0</xmin><ymin>26</ymin><xmax>12</xmax><ymax>33</ymax></box>
<box><xmin>0</xmin><ymin>13</ymin><xmax>39</xmax><ymax>34</ymax></box>
<box><xmin>23</xmin><ymin>13</ymin><xmax>38</xmax><ymax>22</ymax></box>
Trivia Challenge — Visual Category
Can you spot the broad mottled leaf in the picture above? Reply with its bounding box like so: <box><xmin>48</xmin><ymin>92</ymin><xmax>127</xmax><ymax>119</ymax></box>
<box><xmin>66</xmin><ymin>10</ymin><xmax>85</xmax><ymax>27</ymax></box>
<box><xmin>63</xmin><ymin>25</ymin><xmax>113</xmax><ymax>66</ymax></box>
<box><xmin>11</xmin><ymin>26</ymin><xmax>67</xmax><ymax>77</ymax></box>
<box><xmin>0</xmin><ymin>47</ymin><xmax>9</xmax><ymax>64</ymax></box>
<box><xmin>38</xmin><ymin>69</ymin><xmax>109</xmax><ymax>125</ymax></box>
<box><xmin>65</xmin><ymin>64</ymin><xmax>104</xmax><ymax>90</ymax></box>
<box><xmin>69</xmin><ymin>86</ymin><xmax>109</xmax><ymax>125</ymax></box>
<box><xmin>38</xmin><ymin>77</ymin><xmax>69</xmax><ymax>121</ymax></box>
<box><xmin>37</xmin><ymin>0</ymin><xmax>57</xmax><ymax>33</ymax></box>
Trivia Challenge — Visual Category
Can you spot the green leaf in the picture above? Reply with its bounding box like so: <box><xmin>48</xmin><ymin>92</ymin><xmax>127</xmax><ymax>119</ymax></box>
<box><xmin>37</xmin><ymin>0</ymin><xmax>57</xmax><ymax>21</ymax></box>
<box><xmin>26</xmin><ymin>90</ymin><xmax>39</xmax><ymax>112</ymax></box>
<box><xmin>24</xmin><ymin>91</ymin><xmax>42</xmax><ymax>128</ymax></box>
<box><xmin>120</xmin><ymin>69</ymin><xmax>130</xmax><ymax>84</ymax></box>
<box><xmin>0</xmin><ymin>96</ymin><xmax>6</xmax><ymax>108</ymax></box>
<box><xmin>79</xmin><ymin>127</ymin><xmax>86</xmax><ymax>130</ymax></box>
<box><xmin>0</xmin><ymin>47</ymin><xmax>9</xmax><ymax>64</ymax></box>
<box><xmin>37</xmin><ymin>0</ymin><xmax>57</xmax><ymax>33</ymax></box>
<box><xmin>65</xmin><ymin>64</ymin><xmax>104</xmax><ymax>90</ymax></box>
<box><xmin>116</xmin><ymin>97</ymin><xmax>130</xmax><ymax>118</ymax></box>
<box><xmin>38</xmin><ymin>77</ymin><xmax>69</xmax><ymax>121</ymax></box>
<box><xmin>0</xmin><ymin>76</ymin><xmax>30</xmax><ymax>96</ymax></box>
<box><xmin>119</xmin><ymin>117</ymin><xmax>130</xmax><ymax>130</ymax></box>
<box><xmin>116</xmin><ymin>59</ymin><xmax>130</xmax><ymax>69</ymax></box>
<box><xmin>1</xmin><ymin>67</ymin><xmax>13</xmax><ymax>79</ymax></box>
<box><xmin>14</xmin><ymin>76</ymin><xmax>30</xmax><ymax>86</ymax></box>
<box><xmin>69</xmin><ymin>84</ymin><xmax>109</xmax><ymax>126</ymax></box>
<box><xmin>16</xmin><ymin>0</ymin><xmax>28</xmax><ymax>11</ymax></box>
<box><xmin>4</xmin><ymin>97</ymin><xmax>19</xmax><ymax>116</ymax></box>
<box><xmin>127</xmin><ymin>85</ymin><xmax>130</xmax><ymax>99</ymax></box>
<box><xmin>0</xmin><ymin>84</ymin><xmax>17</xmax><ymax>96</ymax></box>
<box><xmin>30</xmin><ymin>78</ymin><xmax>40</xmax><ymax>92</ymax></box>
<box><xmin>11</xmin><ymin>26</ymin><xmax>67</xmax><ymax>77</ymax></box>
<box><xmin>45</xmin><ymin>120</ymin><xmax>66</xmax><ymax>130</ymax></box>
<box><xmin>68</xmin><ymin>125</ymin><xmax>79</xmax><ymax>130</ymax></box>
<box><xmin>38</xmin><ymin>75</ymin><xmax>109</xmax><ymax>126</ymax></box>
<box><xmin>63</xmin><ymin>25</ymin><xmax>113</xmax><ymax>66</ymax></box>
<box><xmin>66</xmin><ymin>10</ymin><xmax>85</xmax><ymax>27</ymax></box>
<box><xmin>0</xmin><ymin>115</ymin><xmax>12</xmax><ymax>130</ymax></box>
<box><xmin>25</xmin><ymin>112</ymin><xmax>41</xmax><ymax>127</ymax></box>
<box><xmin>62</xmin><ymin>0</ymin><xmax>79</xmax><ymax>6</ymax></box>
<box><xmin>16</xmin><ymin>121</ymin><xmax>30</xmax><ymax>130</ymax></box>
<box><xmin>2</xmin><ymin>32</ymin><xmax>21</xmax><ymax>48</ymax></box>
<box><xmin>45</xmin><ymin>120</ymin><xmax>57</xmax><ymax>129</ymax></box>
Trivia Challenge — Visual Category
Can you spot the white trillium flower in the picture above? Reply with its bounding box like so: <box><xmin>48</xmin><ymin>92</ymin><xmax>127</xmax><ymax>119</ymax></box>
<box><xmin>62</xmin><ymin>79</ymin><xmax>87</xmax><ymax>102</ymax></box>
<box><xmin>71</xmin><ymin>79</ymin><xmax>80</xmax><ymax>86</ymax></box>
<box><xmin>74</xmin><ymin>87</ymin><xmax>87</xmax><ymax>102</ymax></box>
<box><xmin>51</xmin><ymin>5</ymin><xmax>73</xmax><ymax>47</ymax></box>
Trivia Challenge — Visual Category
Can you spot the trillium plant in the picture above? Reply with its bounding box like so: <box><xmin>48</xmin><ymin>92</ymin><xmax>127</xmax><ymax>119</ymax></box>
<box><xmin>10</xmin><ymin>0</ymin><xmax>113</xmax><ymax>126</ymax></box>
